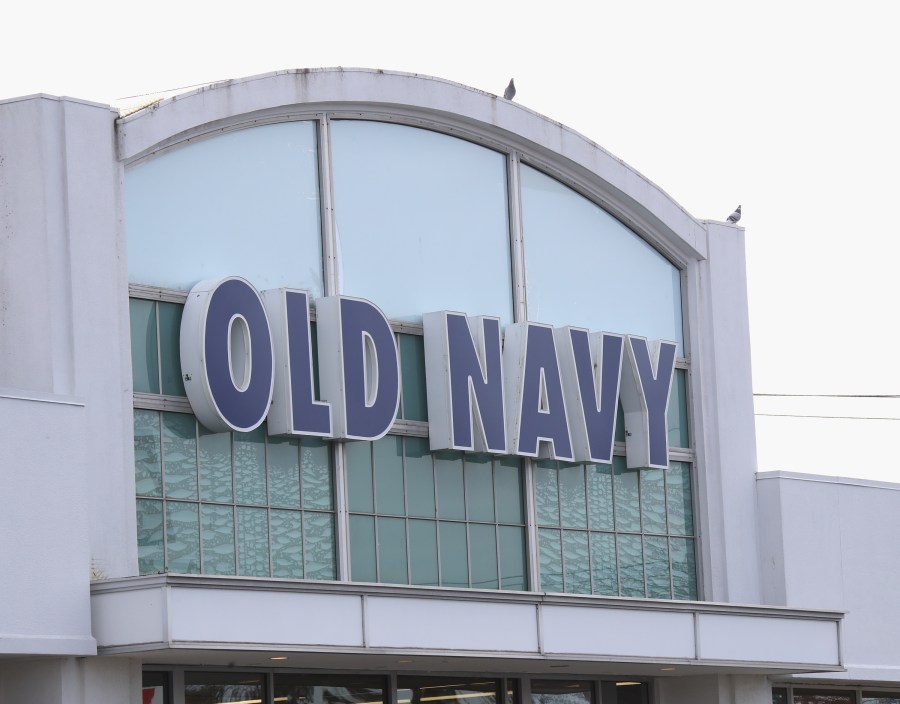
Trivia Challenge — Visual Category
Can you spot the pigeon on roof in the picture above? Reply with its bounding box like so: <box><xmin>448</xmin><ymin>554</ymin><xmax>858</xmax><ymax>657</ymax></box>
<box><xmin>727</xmin><ymin>205</ymin><xmax>742</xmax><ymax>224</ymax></box>
<box><xmin>503</xmin><ymin>78</ymin><xmax>516</xmax><ymax>100</ymax></box>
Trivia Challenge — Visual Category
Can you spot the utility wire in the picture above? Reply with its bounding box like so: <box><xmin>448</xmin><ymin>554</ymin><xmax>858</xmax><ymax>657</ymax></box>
<box><xmin>756</xmin><ymin>413</ymin><xmax>900</xmax><ymax>421</ymax></box>
<box><xmin>754</xmin><ymin>393</ymin><xmax>900</xmax><ymax>399</ymax></box>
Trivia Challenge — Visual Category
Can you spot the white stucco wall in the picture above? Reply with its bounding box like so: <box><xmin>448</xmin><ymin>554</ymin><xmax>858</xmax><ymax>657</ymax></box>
<box><xmin>758</xmin><ymin>471</ymin><xmax>900</xmax><ymax>683</ymax></box>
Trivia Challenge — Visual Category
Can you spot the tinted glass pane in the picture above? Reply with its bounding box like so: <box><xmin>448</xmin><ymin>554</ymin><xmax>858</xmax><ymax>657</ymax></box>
<box><xmin>563</xmin><ymin>530</ymin><xmax>591</xmax><ymax>594</ymax></box>
<box><xmin>587</xmin><ymin>463</ymin><xmax>613</xmax><ymax>531</ymax></box>
<box><xmin>559</xmin><ymin>464</ymin><xmax>588</xmax><ymax>528</ymax></box>
<box><xmin>666</xmin><ymin>462</ymin><xmax>694</xmax><ymax>535</ymax></box>
<box><xmin>332</xmin><ymin>120</ymin><xmax>513</xmax><ymax>323</ymax></box>
<box><xmin>136</xmin><ymin>499</ymin><xmax>164</xmax><ymax>574</ymax></box>
<box><xmin>671</xmin><ymin>537</ymin><xmax>698</xmax><ymax>600</ymax></box>
<box><xmin>531</xmin><ymin>680</ymin><xmax>592</xmax><ymax>704</ymax></box>
<box><xmin>538</xmin><ymin>528</ymin><xmax>563</xmax><ymax>593</ymax></box>
<box><xmin>470</xmin><ymin>523</ymin><xmax>499</xmax><ymax>589</ymax></box>
<box><xmin>270</xmin><ymin>509</ymin><xmax>303</xmax><ymax>579</ymax></box>
<box><xmin>268</xmin><ymin>437</ymin><xmax>301</xmax><ymax>508</ymax></box>
<box><xmin>304</xmin><ymin>510</ymin><xmax>336</xmax><ymax>580</ymax></box>
<box><xmin>792</xmin><ymin>692</ymin><xmax>854</xmax><ymax>704</ymax></box>
<box><xmin>535</xmin><ymin>461</ymin><xmax>560</xmax><ymax>526</ymax></box>
<box><xmin>615</xmin><ymin>401</ymin><xmax>626</xmax><ymax>443</ymax></box>
<box><xmin>130</xmin><ymin>298</ymin><xmax>159</xmax><ymax>393</ymax></box>
<box><xmin>641</xmin><ymin>468</ymin><xmax>667</xmax><ymax>534</ymax></box>
<box><xmin>234</xmin><ymin>427</ymin><xmax>267</xmax><ymax>505</ymax></box>
<box><xmin>237</xmin><ymin>506</ymin><xmax>269</xmax><ymax>576</ymax></box>
<box><xmin>495</xmin><ymin>457</ymin><xmax>524</xmax><ymax>524</ymax></box>
<box><xmin>618</xmin><ymin>533</ymin><xmax>645</xmax><ymax>597</ymax></box>
<box><xmin>158</xmin><ymin>301</ymin><xmax>185</xmax><ymax>396</ymax></box>
<box><xmin>614</xmin><ymin>458</ymin><xmax>641</xmax><ymax>533</ymax></box>
<box><xmin>374</xmin><ymin>436</ymin><xmax>404</xmax><ymax>515</ymax></box>
<box><xmin>349</xmin><ymin>515</ymin><xmax>376</xmax><ymax>582</ymax></box>
<box><xmin>166</xmin><ymin>501</ymin><xmax>200</xmax><ymax>573</ymax></box>
<box><xmin>274</xmin><ymin>675</ymin><xmax>385</xmax><ymax>704</ymax></box>
<box><xmin>863</xmin><ymin>694</ymin><xmax>900</xmax><ymax>704</ymax></box>
<box><xmin>134</xmin><ymin>410</ymin><xmax>162</xmax><ymax>497</ymax></box>
<box><xmin>377</xmin><ymin>517</ymin><xmax>408</xmax><ymax>584</ymax></box>
<box><xmin>201</xmin><ymin>504</ymin><xmax>236</xmax><ymax>575</ymax></box>
<box><xmin>772</xmin><ymin>688</ymin><xmax>787</xmax><ymax>704</ymax></box>
<box><xmin>435</xmin><ymin>451</ymin><xmax>466</xmax><ymax>519</ymax></box>
<box><xmin>127</xmin><ymin>121</ymin><xmax>323</xmax><ymax>295</ymax></box>
<box><xmin>163</xmin><ymin>412</ymin><xmax>198</xmax><ymax>500</ymax></box>
<box><xmin>645</xmin><ymin>535</ymin><xmax>671</xmax><ymax>599</ymax></box>
<box><xmin>346</xmin><ymin>441</ymin><xmax>374</xmax><ymax>513</ymax></box>
<box><xmin>499</xmin><ymin>525</ymin><xmax>527</xmax><ymax>591</ymax></box>
<box><xmin>184</xmin><ymin>672</ymin><xmax>264</xmax><ymax>704</ymax></box>
<box><xmin>439</xmin><ymin>520</ymin><xmax>469</xmax><ymax>587</ymax></box>
<box><xmin>399</xmin><ymin>678</ymin><xmax>497</xmax><ymax>704</ymax></box>
<box><xmin>409</xmin><ymin>519</ymin><xmax>439</xmax><ymax>586</ymax></box>
<box><xmin>399</xmin><ymin>333</ymin><xmax>428</xmax><ymax>421</ymax></box>
<box><xmin>668</xmin><ymin>368</ymin><xmax>690</xmax><ymax>448</ymax></box>
<box><xmin>405</xmin><ymin>437</ymin><xmax>435</xmax><ymax>518</ymax></box>
<box><xmin>590</xmin><ymin>532</ymin><xmax>618</xmax><ymax>595</ymax></box>
<box><xmin>301</xmin><ymin>438</ymin><xmax>332</xmax><ymax>509</ymax></box>
<box><xmin>521</xmin><ymin>164</ymin><xmax>683</xmax><ymax>353</ymax></box>
<box><xmin>466</xmin><ymin>455</ymin><xmax>495</xmax><ymax>522</ymax></box>
<box><xmin>199</xmin><ymin>426</ymin><xmax>233</xmax><ymax>503</ymax></box>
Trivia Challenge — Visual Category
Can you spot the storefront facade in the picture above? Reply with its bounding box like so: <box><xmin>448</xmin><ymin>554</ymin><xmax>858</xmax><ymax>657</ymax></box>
<box><xmin>0</xmin><ymin>68</ymin><xmax>888</xmax><ymax>703</ymax></box>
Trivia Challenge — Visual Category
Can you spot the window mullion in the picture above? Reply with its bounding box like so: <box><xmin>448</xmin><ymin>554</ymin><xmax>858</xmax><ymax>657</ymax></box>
<box><xmin>507</xmin><ymin>151</ymin><xmax>527</xmax><ymax>324</ymax></box>
<box><xmin>318</xmin><ymin>113</ymin><xmax>339</xmax><ymax>296</ymax></box>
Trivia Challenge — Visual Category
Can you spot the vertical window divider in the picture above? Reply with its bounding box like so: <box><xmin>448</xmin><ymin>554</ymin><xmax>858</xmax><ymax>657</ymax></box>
<box><xmin>195</xmin><ymin>417</ymin><xmax>205</xmax><ymax>574</ymax></box>
<box><xmin>507</xmin><ymin>151</ymin><xmax>528</xmax><ymax>324</ymax></box>
<box><xmin>318</xmin><ymin>113</ymin><xmax>339</xmax><ymax>297</ymax></box>
<box><xmin>523</xmin><ymin>457</ymin><xmax>541</xmax><ymax>592</ymax></box>
<box><xmin>265</xmin><ymin>434</ymin><xmax>274</xmax><ymax>578</ymax></box>
<box><xmin>154</xmin><ymin>301</ymin><xmax>163</xmax><ymax>394</ymax></box>
<box><xmin>610</xmin><ymin>463</ymin><xmax>622</xmax><ymax>597</ymax></box>
<box><xmin>160</xmin><ymin>414</ymin><xmax>169</xmax><ymax>571</ymax></box>
<box><xmin>584</xmin><ymin>465</ymin><xmax>595</xmax><ymax>595</ymax></box>
<box><xmin>462</xmin><ymin>457</ymin><xmax>473</xmax><ymax>588</ymax></box>
<box><xmin>334</xmin><ymin>441</ymin><xmax>352</xmax><ymax>581</ymax></box>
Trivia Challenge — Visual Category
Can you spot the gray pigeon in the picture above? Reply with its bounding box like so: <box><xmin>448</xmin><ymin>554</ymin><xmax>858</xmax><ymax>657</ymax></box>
<box><xmin>727</xmin><ymin>205</ymin><xmax>742</xmax><ymax>224</ymax></box>
<box><xmin>503</xmin><ymin>78</ymin><xmax>516</xmax><ymax>100</ymax></box>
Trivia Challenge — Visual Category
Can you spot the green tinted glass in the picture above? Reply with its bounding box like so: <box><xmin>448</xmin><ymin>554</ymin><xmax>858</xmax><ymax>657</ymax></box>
<box><xmin>158</xmin><ymin>302</ymin><xmax>185</xmax><ymax>396</ymax></box>
<box><xmin>586</xmin><ymin>464</ymin><xmax>613</xmax><ymax>531</ymax></box>
<box><xmin>346</xmin><ymin>441</ymin><xmax>374</xmax><ymax>513</ymax></box>
<box><xmin>563</xmin><ymin>530</ymin><xmax>591</xmax><ymax>594</ymax></box>
<box><xmin>377</xmin><ymin>517</ymin><xmax>408</xmax><ymax>584</ymax></box>
<box><xmin>166</xmin><ymin>501</ymin><xmax>200</xmax><ymax>574</ymax></box>
<box><xmin>590</xmin><ymin>532</ymin><xmax>617</xmax><ymax>595</ymax></box>
<box><xmin>399</xmin><ymin>334</ymin><xmax>428</xmax><ymax>421</ymax></box>
<box><xmin>499</xmin><ymin>525</ymin><xmax>527</xmax><ymax>591</ymax></box>
<box><xmin>470</xmin><ymin>523</ymin><xmax>499</xmax><ymax>589</ymax></box>
<box><xmin>465</xmin><ymin>455</ymin><xmax>495</xmax><ymax>522</ymax></box>
<box><xmin>134</xmin><ymin>410</ymin><xmax>162</xmax><ymax>497</ymax></box>
<box><xmin>618</xmin><ymin>533</ymin><xmax>644</xmax><ymax>597</ymax></box>
<box><xmin>268</xmin><ymin>437</ymin><xmax>301</xmax><ymax>508</ymax></box>
<box><xmin>163</xmin><ymin>412</ymin><xmax>198</xmax><ymax>500</ymax></box>
<box><xmin>201</xmin><ymin>504</ymin><xmax>236</xmax><ymax>575</ymax></box>
<box><xmin>129</xmin><ymin>298</ymin><xmax>159</xmax><ymax>394</ymax></box>
<box><xmin>559</xmin><ymin>465</ymin><xmax>587</xmax><ymax>528</ymax></box>
<box><xmin>495</xmin><ymin>458</ymin><xmax>524</xmax><ymax>524</ymax></box>
<box><xmin>374</xmin><ymin>436</ymin><xmax>404</xmax><ymax>515</ymax></box>
<box><xmin>301</xmin><ymin>439</ymin><xmax>332</xmax><ymax>509</ymax></box>
<box><xmin>641</xmin><ymin>468</ymin><xmax>667</xmax><ymax>534</ymax></box>
<box><xmin>199</xmin><ymin>427</ymin><xmax>233</xmax><ymax>503</ymax></box>
<box><xmin>234</xmin><ymin>427</ymin><xmax>267</xmax><ymax>505</ymax></box>
<box><xmin>409</xmin><ymin>519</ymin><xmax>439</xmax><ymax>586</ymax></box>
<box><xmin>349</xmin><ymin>514</ymin><xmax>377</xmax><ymax>582</ymax></box>
<box><xmin>405</xmin><ymin>437</ymin><xmax>435</xmax><ymax>518</ymax></box>
<box><xmin>538</xmin><ymin>528</ymin><xmax>563</xmax><ymax>593</ymax></box>
<box><xmin>439</xmin><ymin>521</ymin><xmax>469</xmax><ymax>587</ymax></box>
<box><xmin>136</xmin><ymin>499</ymin><xmax>164</xmax><ymax>574</ymax></box>
<box><xmin>435</xmin><ymin>451</ymin><xmax>465</xmax><ymax>519</ymax></box>
<box><xmin>667</xmin><ymin>368</ymin><xmax>689</xmax><ymax>448</ymax></box>
<box><xmin>271</xmin><ymin>509</ymin><xmax>303</xmax><ymax>579</ymax></box>
<box><xmin>644</xmin><ymin>535</ymin><xmax>671</xmax><ymax>599</ymax></box>
<box><xmin>535</xmin><ymin>461</ymin><xmax>560</xmax><ymax>526</ymax></box>
<box><xmin>666</xmin><ymin>462</ymin><xmax>694</xmax><ymax>535</ymax></box>
<box><xmin>237</xmin><ymin>507</ymin><xmax>269</xmax><ymax>576</ymax></box>
<box><xmin>671</xmin><ymin>537</ymin><xmax>698</xmax><ymax>600</ymax></box>
<box><xmin>613</xmin><ymin>458</ymin><xmax>640</xmax><ymax>533</ymax></box>
<box><xmin>304</xmin><ymin>511</ymin><xmax>336</xmax><ymax>580</ymax></box>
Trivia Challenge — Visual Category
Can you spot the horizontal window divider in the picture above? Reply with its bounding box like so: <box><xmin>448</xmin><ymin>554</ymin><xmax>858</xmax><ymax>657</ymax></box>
<box><xmin>134</xmin><ymin>392</ymin><xmax>192</xmax><ymax>413</ymax></box>
<box><xmin>389</xmin><ymin>419</ymin><xmax>429</xmax><ymax>437</ymax></box>
<box><xmin>129</xmin><ymin>284</ymin><xmax>189</xmax><ymax>303</ymax></box>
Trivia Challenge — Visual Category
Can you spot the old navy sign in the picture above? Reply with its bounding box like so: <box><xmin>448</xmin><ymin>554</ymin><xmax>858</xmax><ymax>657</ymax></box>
<box><xmin>180</xmin><ymin>277</ymin><xmax>678</xmax><ymax>469</ymax></box>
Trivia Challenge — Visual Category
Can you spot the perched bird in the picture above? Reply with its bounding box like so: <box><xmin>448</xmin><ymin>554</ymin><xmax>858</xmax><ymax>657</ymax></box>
<box><xmin>503</xmin><ymin>78</ymin><xmax>516</xmax><ymax>100</ymax></box>
<box><xmin>727</xmin><ymin>205</ymin><xmax>742</xmax><ymax>224</ymax></box>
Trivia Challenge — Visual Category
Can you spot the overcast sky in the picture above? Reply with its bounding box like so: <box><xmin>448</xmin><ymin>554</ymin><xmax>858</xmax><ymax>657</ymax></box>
<box><xmin>4</xmin><ymin>0</ymin><xmax>899</xmax><ymax>480</ymax></box>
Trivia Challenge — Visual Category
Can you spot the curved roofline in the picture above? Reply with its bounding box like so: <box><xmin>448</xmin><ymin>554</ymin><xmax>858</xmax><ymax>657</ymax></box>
<box><xmin>116</xmin><ymin>67</ymin><xmax>708</xmax><ymax>261</ymax></box>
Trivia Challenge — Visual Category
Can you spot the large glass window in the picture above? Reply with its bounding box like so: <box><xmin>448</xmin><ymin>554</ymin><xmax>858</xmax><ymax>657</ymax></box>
<box><xmin>346</xmin><ymin>436</ymin><xmax>527</xmax><ymax>590</ymax></box>
<box><xmin>184</xmin><ymin>672</ymin><xmax>264</xmax><ymax>704</ymax></box>
<box><xmin>274</xmin><ymin>674</ymin><xmax>385</xmax><ymax>704</ymax></box>
<box><xmin>331</xmin><ymin>120</ymin><xmax>514</xmax><ymax>324</ymax></box>
<box><xmin>399</xmin><ymin>678</ymin><xmax>498</xmax><ymax>704</ymax></box>
<box><xmin>520</xmin><ymin>164</ymin><xmax>684</xmax><ymax>354</ymax></box>
<box><xmin>535</xmin><ymin>458</ymin><xmax>696</xmax><ymax>600</ymax></box>
<box><xmin>135</xmin><ymin>410</ymin><xmax>335</xmax><ymax>579</ymax></box>
<box><xmin>126</xmin><ymin>121</ymin><xmax>323</xmax><ymax>295</ymax></box>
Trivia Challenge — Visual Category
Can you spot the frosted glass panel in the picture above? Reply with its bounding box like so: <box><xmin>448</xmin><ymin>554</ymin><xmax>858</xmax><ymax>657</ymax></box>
<box><xmin>126</xmin><ymin>122</ymin><xmax>323</xmax><ymax>294</ymax></box>
<box><xmin>521</xmin><ymin>165</ymin><xmax>684</xmax><ymax>353</ymax></box>
<box><xmin>331</xmin><ymin>121</ymin><xmax>513</xmax><ymax>323</ymax></box>
<box><xmin>201</xmin><ymin>505</ymin><xmax>236</xmax><ymax>575</ymax></box>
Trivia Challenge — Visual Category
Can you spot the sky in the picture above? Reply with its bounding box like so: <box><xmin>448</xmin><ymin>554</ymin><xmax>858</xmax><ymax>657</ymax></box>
<box><xmin>3</xmin><ymin>0</ymin><xmax>899</xmax><ymax>480</ymax></box>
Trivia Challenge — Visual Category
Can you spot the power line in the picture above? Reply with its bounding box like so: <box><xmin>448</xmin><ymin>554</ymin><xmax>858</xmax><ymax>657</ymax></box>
<box><xmin>755</xmin><ymin>412</ymin><xmax>900</xmax><ymax>421</ymax></box>
<box><xmin>754</xmin><ymin>393</ymin><xmax>900</xmax><ymax>399</ymax></box>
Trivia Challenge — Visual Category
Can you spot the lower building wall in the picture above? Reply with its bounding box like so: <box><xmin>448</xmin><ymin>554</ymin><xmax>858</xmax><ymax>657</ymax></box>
<box><xmin>0</xmin><ymin>657</ymin><xmax>141</xmax><ymax>704</ymax></box>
